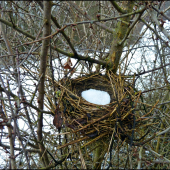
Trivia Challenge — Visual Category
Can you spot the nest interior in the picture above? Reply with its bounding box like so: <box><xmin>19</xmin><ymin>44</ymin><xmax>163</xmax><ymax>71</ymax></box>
<box><xmin>57</xmin><ymin>73</ymin><xmax>139</xmax><ymax>142</ymax></box>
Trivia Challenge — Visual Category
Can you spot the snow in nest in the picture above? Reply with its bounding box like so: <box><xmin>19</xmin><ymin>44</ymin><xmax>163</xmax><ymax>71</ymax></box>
<box><xmin>81</xmin><ymin>89</ymin><xmax>111</xmax><ymax>105</ymax></box>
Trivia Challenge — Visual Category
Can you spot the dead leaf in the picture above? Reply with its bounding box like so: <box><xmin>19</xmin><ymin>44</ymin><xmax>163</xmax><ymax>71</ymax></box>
<box><xmin>68</xmin><ymin>58</ymin><xmax>72</xmax><ymax>66</ymax></box>
<box><xmin>53</xmin><ymin>110</ymin><xmax>63</xmax><ymax>133</ymax></box>
<box><xmin>63</xmin><ymin>58</ymin><xmax>73</xmax><ymax>69</ymax></box>
<box><xmin>63</xmin><ymin>63</ymin><xmax>72</xmax><ymax>70</ymax></box>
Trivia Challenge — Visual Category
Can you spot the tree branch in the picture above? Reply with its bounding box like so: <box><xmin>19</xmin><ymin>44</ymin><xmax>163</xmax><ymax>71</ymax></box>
<box><xmin>128</xmin><ymin>61</ymin><xmax>170</xmax><ymax>77</ymax></box>
<box><xmin>0</xmin><ymin>17</ymin><xmax>35</xmax><ymax>40</ymax></box>
<box><xmin>141</xmin><ymin>19</ymin><xmax>170</xmax><ymax>48</ymax></box>
<box><xmin>119</xmin><ymin>6</ymin><xmax>146</xmax><ymax>45</ymax></box>
<box><xmin>0</xmin><ymin>15</ymin><xmax>107</xmax><ymax>67</ymax></box>
<box><xmin>151</xmin><ymin>7</ymin><xmax>170</xmax><ymax>40</ymax></box>
<box><xmin>22</xmin><ymin>101</ymin><xmax>53</xmax><ymax>115</ymax></box>
<box><xmin>37</xmin><ymin>1</ymin><xmax>77</xmax><ymax>55</ymax></box>
<box><xmin>68</xmin><ymin>1</ymin><xmax>113</xmax><ymax>33</ymax></box>
<box><xmin>152</xmin><ymin>6</ymin><xmax>170</xmax><ymax>22</ymax></box>
<box><xmin>37</xmin><ymin>1</ymin><xmax>51</xmax><ymax>166</ymax></box>
<box><xmin>109</xmin><ymin>1</ymin><xmax>127</xmax><ymax>14</ymax></box>
<box><xmin>0</xmin><ymin>142</ymin><xmax>40</xmax><ymax>153</ymax></box>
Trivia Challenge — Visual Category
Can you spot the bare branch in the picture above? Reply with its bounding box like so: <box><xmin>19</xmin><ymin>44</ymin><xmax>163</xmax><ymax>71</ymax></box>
<box><xmin>0</xmin><ymin>142</ymin><xmax>40</xmax><ymax>153</ymax></box>
<box><xmin>150</xmin><ymin>8</ymin><xmax>170</xmax><ymax>40</ymax></box>
<box><xmin>109</xmin><ymin>1</ymin><xmax>127</xmax><ymax>14</ymax></box>
<box><xmin>68</xmin><ymin>1</ymin><xmax>113</xmax><ymax>33</ymax></box>
<box><xmin>141</xmin><ymin>19</ymin><xmax>170</xmax><ymax>47</ymax></box>
<box><xmin>37</xmin><ymin>1</ymin><xmax>51</xmax><ymax>166</ymax></box>
<box><xmin>119</xmin><ymin>6</ymin><xmax>146</xmax><ymax>45</ymax></box>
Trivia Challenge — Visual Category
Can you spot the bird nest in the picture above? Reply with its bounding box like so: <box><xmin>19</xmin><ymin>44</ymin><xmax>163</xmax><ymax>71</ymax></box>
<box><xmin>55</xmin><ymin>72</ymin><xmax>143</xmax><ymax>144</ymax></box>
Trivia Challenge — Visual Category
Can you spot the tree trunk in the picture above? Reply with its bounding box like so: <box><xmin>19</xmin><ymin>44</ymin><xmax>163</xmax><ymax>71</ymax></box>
<box><xmin>108</xmin><ymin>1</ymin><xmax>134</xmax><ymax>73</ymax></box>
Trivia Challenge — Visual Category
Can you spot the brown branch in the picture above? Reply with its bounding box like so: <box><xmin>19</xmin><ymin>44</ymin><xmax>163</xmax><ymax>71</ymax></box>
<box><xmin>49</xmin><ymin>7</ymin><xmax>149</xmax><ymax>29</ymax></box>
<box><xmin>141</xmin><ymin>19</ymin><xmax>170</xmax><ymax>48</ymax></box>
<box><xmin>37</xmin><ymin>1</ymin><xmax>51</xmax><ymax>166</ymax></box>
<box><xmin>23</xmin><ymin>25</ymin><xmax>67</xmax><ymax>46</ymax></box>
<box><xmin>1</xmin><ymin>12</ymin><xmax>30</xmax><ymax>168</ymax></box>
<box><xmin>128</xmin><ymin>61</ymin><xmax>170</xmax><ymax>77</ymax></box>
<box><xmin>68</xmin><ymin>1</ymin><xmax>113</xmax><ymax>33</ymax></box>
<box><xmin>51</xmin><ymin>15</ymin><xmax>77</xmax><ymax>54</ymax></box>
<box><xmin>0</xmin><ymin>85</ymin><xmax>19</xmax><ymax>99</ymax></box>
<box><xmin>0</xmin><ymin>142</ymin><xmax>40</xmax><ymax>153</ymax></box>
<box><xmin>0</xmin><ymin>101</ymin><xmax>16</xmax><ymax>169</ymax></box>
<box><xmin>141</xmin><ymin>85</ymin><xmax>169</xmax><ymax>94</ymax></box>
<box><xmin>152</xmin><ymin>6</ymin><xmax>170</xmax><ymax>22</ymax></box>
<box><xmin>0</xmin><ymin>52</ymin><xmax>39</xmax><ymax>59</ymax></box>
<box><xmin>0</xmin><ymin>17</ymin><xmax>35</xmax><ymax>40</ymax></box>
<box><xmin>22</xmin><ymin>101</ymin><xmax>53</xmax><ymax>115</ymax></box>
<box><xmin>0</xmin><ymin>86</ymin><xmax>52</xmax><ymax>114</ymax></box>
<box><xmin>37</xmin><ymin>1</ymin><xmax>77</xmax><ymax>55</ymax></box>
<box><xmin>150</xmin><ymin>8</ymin><xmax>170</xmax><ymax>40</ymax></box>
<box><xmin>0</xmin><ymin>15</ymin><xmax>107</xmax><ymax>67</ymax></box>
<box><xmin>119</xmin><ymin>6</ymin><xmax>146</xmax><ymax>45</ymax></box>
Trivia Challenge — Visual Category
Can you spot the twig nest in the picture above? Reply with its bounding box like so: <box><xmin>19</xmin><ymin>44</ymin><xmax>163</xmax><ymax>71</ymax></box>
<box><xmin>57</xmin><ymin>73</ymin><xmax>135</xmax><ymax>139</ymax></box>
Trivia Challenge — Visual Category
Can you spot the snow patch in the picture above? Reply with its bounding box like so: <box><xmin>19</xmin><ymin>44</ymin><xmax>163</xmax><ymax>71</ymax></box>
<box><xmin>81</xmin><ymin>89</ymin><xmax>111</xmax><ymax>105</ymax></box>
